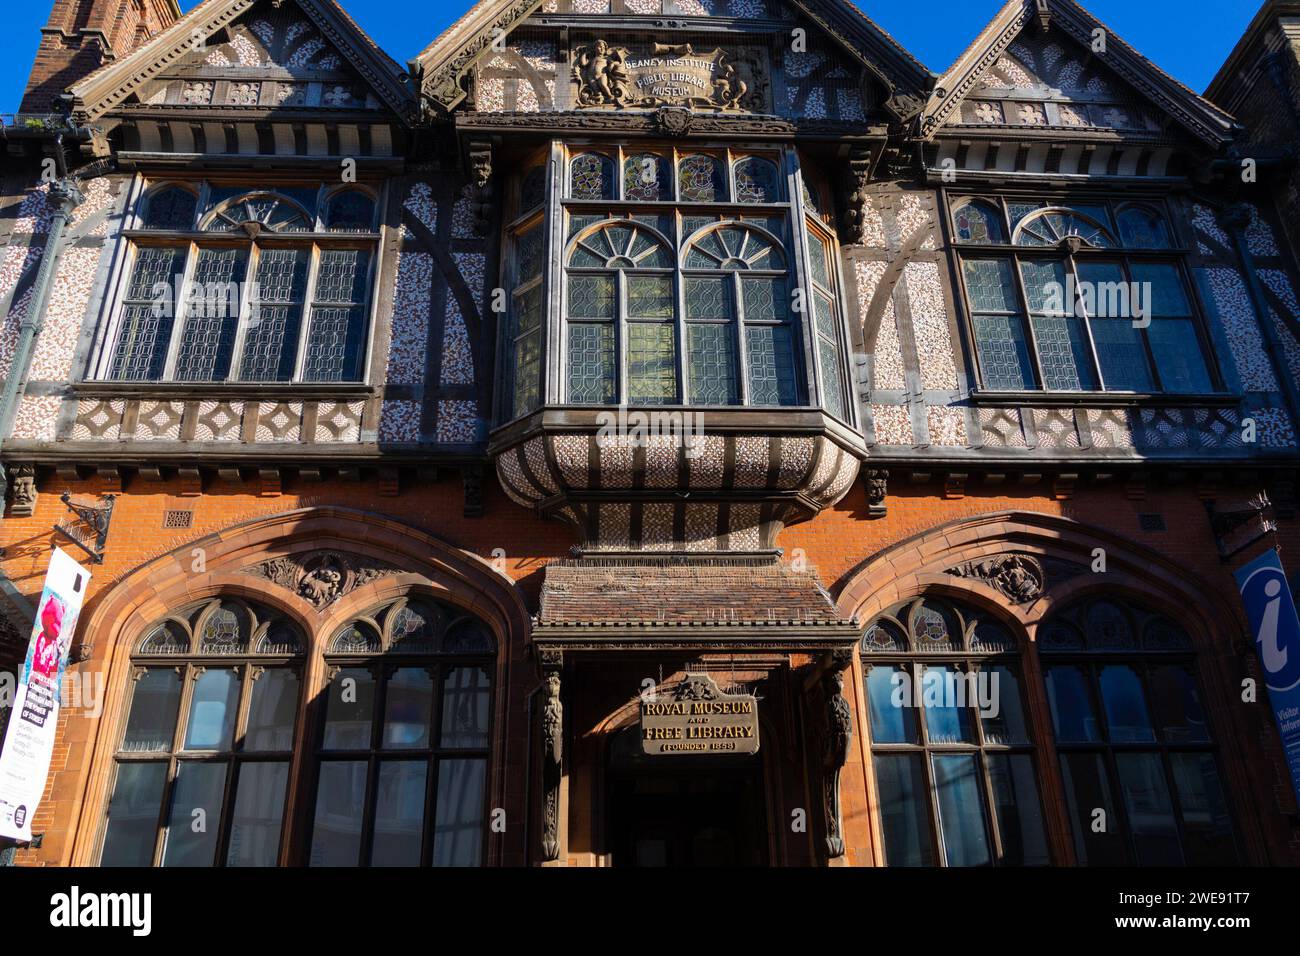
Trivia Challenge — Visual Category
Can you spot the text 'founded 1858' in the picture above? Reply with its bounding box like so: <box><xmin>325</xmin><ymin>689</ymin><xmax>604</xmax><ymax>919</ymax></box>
<box><xmin>641</xmin><ymin>673</ymin><xmax>760</xmax><ymax>755</ymax></box>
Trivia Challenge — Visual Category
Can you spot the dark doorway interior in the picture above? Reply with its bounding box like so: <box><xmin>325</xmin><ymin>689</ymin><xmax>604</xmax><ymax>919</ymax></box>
<box><xmin>605</xmin><ymin>726</ymin><xmax>769</xmax><ymax>867</ymax></box>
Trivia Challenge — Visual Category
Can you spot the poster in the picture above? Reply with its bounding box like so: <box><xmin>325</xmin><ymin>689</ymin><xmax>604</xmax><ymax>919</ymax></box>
<box><xmin>0</xmin><ymin>548</ymin><xmax>91</xmax><ymax>842</ymax></box>
<box><xmin>1235</xmin><ymin>548</ymin><xmax>1300</xmax><ymax>806</ymax></box>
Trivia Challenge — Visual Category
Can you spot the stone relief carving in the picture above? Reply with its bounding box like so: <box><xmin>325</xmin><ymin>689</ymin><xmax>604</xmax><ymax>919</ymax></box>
<box><xmin>241</xmin><ymin>550</ymin><xmax>402</xmax><ymax>608</ymax></box>
<box><xmin>945</xmin><ymin>553</ymin><xmax>1048</xmax><ymax>604</ymax></box>
<box><xmin>571</xmin><ymin>41</ymin><xmax>760</xmax><ymax>112</ymax></box>
<box><xmin>539</xmin><ymin>656</ymin><xmax>563</xmax><ymax>862</ymax></box>
<box><xmin>8</xmin><ymin>464</ymin><xmax>37</xmax><ymax>518</ymax></box>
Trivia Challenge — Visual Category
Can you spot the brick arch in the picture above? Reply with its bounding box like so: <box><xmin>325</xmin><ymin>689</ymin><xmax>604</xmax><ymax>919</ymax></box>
<box><xmin>67</xmin><ymin>506</ymin><xmax>531</xmax><ymax>867</ymax></box>
<box><xmin>835</xmin><ymin>509</ymin><xmax>1242</xmax><ymax>654</ymax></box>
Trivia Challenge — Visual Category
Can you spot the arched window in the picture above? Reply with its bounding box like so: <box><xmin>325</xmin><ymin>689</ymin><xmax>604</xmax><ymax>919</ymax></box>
<box><xmin>99</xmin><ymin>598</ymin><xmax>307</xmax><ymax>867</ymax></box>
<box><xmin>678</xmin><ymin>154</ymin><xmax>725</xmax><ymax>202</ymax></box>
<box><xmin>310</xmin><ymin>597</ymin><xmax>495</xmax><ymax>867</ymax></box>
<box><xmin>140</xmin><ymin>184</ymin><xmax>198</xmax><ymax>231</ymax></box>
<box><xmin>322</xmin><ymin>188</ymin><xmax>377</xmax><ymax>232</ymax></box>
<box><xmin>568</xmin><ymin>152</ymin><xmax>615</xmax><ymax>200</ymax></box>
<box><xmin>107</xmin><ymin>182</ymin><xmax>376</xmax><ymax>385</ymax></box>
<box><xmin>950</xmin><ymin>196</ymin><xmax>1217</xmax><ymax>395</ymax></box>
<box><xmin>683</xmin><ymin>222</ymin><xmax>797</xmax><ymax>406</ymax></box>
<box><xmin>1040</xmin><ymin>597</ymin><xmax>1238</xmax><ymax>865</ymax></box>
<box><xmin>566</xmin><ymin>220</ymin><xmax>675</xmax><ymax>404</ymax></box>
<box><xmin>861</xmin><ymin>596</ymin><xmax>1049</xmax><ymax>866</ymax></box>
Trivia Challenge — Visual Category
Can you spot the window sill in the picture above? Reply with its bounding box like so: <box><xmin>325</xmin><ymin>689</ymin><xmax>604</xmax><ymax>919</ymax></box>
<box><xmin>73</xmin><ymin>381</ymin><xmax>376</xmax><ymax>399</ymax></box>
<box><xmin>967</xmin><ymin>390</ymin><xmax>1242</xmax><ymax>409</ymax></box>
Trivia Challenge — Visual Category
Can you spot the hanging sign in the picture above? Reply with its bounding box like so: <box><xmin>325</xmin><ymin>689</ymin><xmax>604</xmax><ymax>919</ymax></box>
<box><xmin>641</xmin><ymin>673</ymin><xmax>760</xmax><ymax>755</ymax></box>
<box><xmin>1235</xmin><ymin>548</ymin><xmax>1300</xmax><ymax>805</ymax></box>
<box><xmin>0</xmin><ymin>548</ymin><xmax>91</xmax><ymax>841</ymax></box>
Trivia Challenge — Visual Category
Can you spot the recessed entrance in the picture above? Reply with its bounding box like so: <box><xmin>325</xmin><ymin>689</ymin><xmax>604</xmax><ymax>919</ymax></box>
<box><xmin>605</xmin><ymin>726</ymin><xmax>768</xmax><ymax>867</ymax></box>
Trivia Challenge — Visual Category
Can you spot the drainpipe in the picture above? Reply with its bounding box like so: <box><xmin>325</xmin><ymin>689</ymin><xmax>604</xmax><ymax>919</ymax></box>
<box><xmin>0</xmin><ymin>140</ymin><xmax>83</xmax><ymax>503</ymax></box>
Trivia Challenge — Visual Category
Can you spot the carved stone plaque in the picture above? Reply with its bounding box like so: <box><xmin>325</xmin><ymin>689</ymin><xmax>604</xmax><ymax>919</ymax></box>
<box><xmin>641</xmin><ymin>673</ymin><xmax>760</xmax><ymax>755</ymax></box>
<box><xmin>572</xmin><ymin>42</ymin><xmax>762</xmax><ymax>112</ymax></box>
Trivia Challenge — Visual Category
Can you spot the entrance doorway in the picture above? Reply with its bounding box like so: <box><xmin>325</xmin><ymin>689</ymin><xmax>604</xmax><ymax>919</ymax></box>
<box><xmin>605</xmin><ymin>726</ymin><xmax>769</xmax><ymax>866</ymax></box>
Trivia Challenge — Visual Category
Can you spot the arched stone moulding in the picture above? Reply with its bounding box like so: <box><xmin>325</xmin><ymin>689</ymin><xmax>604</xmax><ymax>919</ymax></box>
<box><xmin>64</xmin><ymin>506</ymin><xmax>531</xmax><ymax>867</ymax></box>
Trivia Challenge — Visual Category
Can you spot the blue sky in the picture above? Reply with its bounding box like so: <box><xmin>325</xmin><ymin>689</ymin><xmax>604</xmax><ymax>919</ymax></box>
<box><xmin>1</xmin><ymin>0</ymin><xmax>1261</xmax><ymax>111</ymax></box>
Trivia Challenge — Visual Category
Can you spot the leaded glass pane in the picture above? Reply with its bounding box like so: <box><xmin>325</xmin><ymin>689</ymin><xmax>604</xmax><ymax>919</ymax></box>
<box><xmin>240</xmin><ymin>248</ymin><xmax>308</xmax><ymax>381</ymax></box>
<box><xmin>1019</xmin><ymin>260</ymin><xmax>1067</xmax><ymax>314</ymax></box>
<box><xmin>567</xmin><ymin>323</ymin><xmax>615</xmax><ymax>403</ymax></box>
<box><xmin>678</xmin><ymin>155</ymin><xmax>725</xmax><ymax>202</ymax></box>
<box><xmin>512</xmin><ymin>329</ymin><xmax>542</xmax><ymax>416</ymax></box>
<box><xmin>1016</xmin><ymin>209</ymin><xmax>1112</xmax><ymax>248</ymax></box>
<box><xmin>685</xmin><ymin>276</ymin><xmax>728</xmax><ymax>320</ymax></box>
<box><xmin>143</xmin><ymin>187</ymin><xmax>197</xmax><ymax>230</ymax></box>
<box><xmin>199</xmin><ymin>603</ymin><xmax>250</xmax><ymax>655</ymax></box>
<box><xmin>813</xmin><ymin>289</ymin><xmax>837</xmax><ymax>339</ymax></box>
<box><xmin>568</xmin><ymin>274</ymin><xmax>615</xmax><ymax>318</ymax></box>
<box><xmin>112</xmin><ymin>246</ymin><xmax>185</xmax><ymax>379</ymax></box>
<box><xmin>963</xmin><ymin>258</ymin><xmax>1018</xmax><ymax>313</ymax></box>
<box><xmin>953</xmin><ymin>201</ymin><xmax>1005</xmax><ymax>244</ymax></box>
<box><xmin>324</xmin><ymin>191</ymin><xmax>375</xmax><ymax>231</ymax></box>
<box><xmin>302</xmin><ymin>306</ymin><xmax>365</xmax><ymax>382</ymax></box>
<box><xmin>687</xmin><ymin>323</ymin><xmax>737</xmax><ymax>405</ymax></box>
<box><xmin>912</xmin><ymin>600</ymin><xmax>960</xmax><ymax>651</ymax></box>
<box><xmin>1031</xmin><ymin>315</ymin><xmax>1095</xmax><ymax>390</ymax></box>
<box><xmin>682</xmin><ymin>214</ymin><xmax>717</xmax><ymax>238</ymax></box>
<box><xmin>314</xmin><ymin>248</ymin><xmax>370</xmax><ymax>304</ymax></box>
<box><xmin>514</xmin><ymin>226</ymin><xmax>544</xmax><ymax>283</ymax></box>
<box><xmin>623</xmin><ymin>153</ymin><xmax>672</xmax><ymax>201</ymax></box>
<box><xmin>390</xmin><ymin>600</ymin><xmax>445</xmax><ymax>652</ymax></box>
<box><xmin>746</xmin><ymin>324</ymin><xmax>797</xmax><ymax>406</ymax></box>
<box><xmin>1090</xmin><ymin>317</ymin><xmax>1154</xmax><ymax>390</ymax></box>
<box><xmin>741</xmin><ymin>276</ymin><xmax>782</xmax><ymax>321</ymax></box>
<box><xmin>628</xmin><ymin>322</ymin><xmax>677</xmax><ymax>404</ymax></box>
<box><xmin>515</xmin><ymin>282</ymin><xmax>543</xmax><ymax>333</ymax></box>
<box><xmin>173</xmin><ymin>247</ymin><xmax>245</xmax><ymax>380</ymax></box>
<box><xmin>974</xmin><ymin>315</ymin><xmax>1034</xmax><ymax>390</ymax></box>
<box><xmin>818</xmin><ymin>335</ymin><xmax>845</xmax><ymax>419</ymax></box>
<box><xmin>569</xmin><ymin>152</ymin><xmax>614</xmax><ymax>199</ymax></box>
<box><xmin>807</xmin><ymin>235</ymin><xmax>832</xmax><ymax>287</ymax></box>
<box><xmin>628</xmin><ymin>275</ymin><xmax>673</xmax><ymax>318</ymax></box>
<box><xmin>733</xmin><ymin>157</ymin><xmax>781</xmax><ymax>204</ymax></box>
<box><xmin>568</xmin><ymin>213</ymin><xmax>603</xmax><ymax>241</ymax></box>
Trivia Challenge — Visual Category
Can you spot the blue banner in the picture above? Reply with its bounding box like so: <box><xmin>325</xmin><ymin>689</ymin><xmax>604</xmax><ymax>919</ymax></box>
<box><xmin>1236</xmin><ymin>549</ymin><xmax>1300</xmax><ymax>805</ymax></box>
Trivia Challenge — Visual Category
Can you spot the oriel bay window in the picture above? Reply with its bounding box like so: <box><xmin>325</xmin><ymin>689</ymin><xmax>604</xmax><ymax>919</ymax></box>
<box><xmin>501</xmin><ymin>144</ymin><xmax>852</xmax><ymax>420</ymax></box>
<box><xmin>98</xmin><ymin>180</ymin><xmax>379</xmax><ymax>384</ymax></box>
<box><xmin>861</xmin><ymin>597</ymin><xmax>1050</xmax><ymax>867</ymax></box>
<box><xmin>99</xmin><ymin>598</ymin><xmax>306</xmax><ymax>867</ymax></box>
<box><xmin>949</xmin><ymin>196</ymin><xmax>1220</xmax><ymax>395</ymax></box>
<box><xmin>1040</xmin><ymin>598</ymin><xmax>1239</xmax><ymax>866</ymax></box>
<box><xmin>310</xmin><ymin>598</ymin><xmax>494</xmax><ymax>867</ymax></box>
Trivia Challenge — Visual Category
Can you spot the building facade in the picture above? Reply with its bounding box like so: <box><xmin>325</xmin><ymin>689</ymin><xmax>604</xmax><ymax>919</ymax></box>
<box><xmin>0</xmin><ymin>0</ymin><xmax>1297</xmax><ymax>867</ymax></box>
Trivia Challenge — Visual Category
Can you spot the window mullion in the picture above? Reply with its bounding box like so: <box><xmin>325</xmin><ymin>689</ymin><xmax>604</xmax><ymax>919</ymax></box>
<box><xmin>617</xmin><ymin>269</ymin><xmax>628</xmax><ymax>406</ymax></box>
<box><xmin>733</xmin><ymin>271</ymin><xmax>749</xmax><ymax>405</ymax></box>
<box><xmin>1068</xmin><ymin>253</ymin><xmax>1108</xmax><ymax>391</ymax></box>
<box><xmin>160</xmin><ymin>242</ymin><xmax>200</xmax><ymax>381</ymax></box>
<box><xmin>1121</xmin><ymin>256</ymin><xmax>1165</xmax><ymax>392</ymax></box>
<box><xmin>293</xmin><ymin>244</ymin><xmax>323</xmax><ymax>382</ymax></box>
<box><xmin>1010</xmin><ymin>254</ymin><xmax>1047</xmax><ymax>390</ymax></box>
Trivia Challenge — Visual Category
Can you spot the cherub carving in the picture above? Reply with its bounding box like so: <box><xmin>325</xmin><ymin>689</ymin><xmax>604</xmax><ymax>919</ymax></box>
<box><xmin>573</xmin><ymin>40</ymin><xmax>631</xmax><ymax>107</ymax></box>
<box><xmin>299</xmin><ymin>566</ymin><xmax>342</xmax><ymax>606</ymax></box>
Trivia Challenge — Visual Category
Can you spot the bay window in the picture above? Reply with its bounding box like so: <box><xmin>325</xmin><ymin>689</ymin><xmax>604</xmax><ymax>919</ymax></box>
<box><xmin>500</xmin><ymin>144</ymin><xmax>852</xmax><ymax>421</ymax></box>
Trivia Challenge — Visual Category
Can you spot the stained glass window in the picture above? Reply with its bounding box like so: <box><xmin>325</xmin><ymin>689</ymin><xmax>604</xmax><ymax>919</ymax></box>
<box><xmin>952</xmin><ymin>197</ymin><xmax>1217</xmax><ymax>394</ymax></box>
<box><xmin>678</xmin><ymin>154</ymin><xmax>725</xmax><ymax>202</ymax></box>
<box><xmin>623</xmin><ymin>153</ymin><xmax>672</xmax><ymax>201</ymax></box>
<box><xmin>568</xmin><ymin>152</ymin><xmax>615</xmax><ymax>200</ymax></box>
<box><xmin>861</xmin><ymin>597</ymin><xmax>1049</xmax><ymax>867</ymax></box>
<box><xmin>324</xmin><ymin>189</ymin><xmax>376</xmax><ymax>232</ymax></box>
<box><xmin>733</xmin><ymin>156</ymin><xmax>781</xmax><ymax>204</ymax></box>
<box><xmin>142</xmin><ymin>186</ymin><xmax>197</xmax><ymax>231</ymax></box>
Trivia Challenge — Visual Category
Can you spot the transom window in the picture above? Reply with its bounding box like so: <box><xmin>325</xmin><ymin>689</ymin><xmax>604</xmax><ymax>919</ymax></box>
<box><xmin>950</xmin><ymin>197</ymin><xmax>1220</xmax><ymax>395</ymax></box>
<box><xmin>862</xmin><ymin>597</ymin><xmax>1050</xmax><ymax>867</ymax></box>
<box><xmin>310</xmin><ymin>598</ymin><xmax>494</xmax><ymax>867</ymax></box>
<box><xmin>99</xmin><ymin>598</ymin><xmax>306</xmax><ymax>867</ymax></box>
<box><xmin>500</xmin><ymin>145</ymin><xmax>851</xmax><ymax>420</ymax></box>
<box><xmin>99</xmin><ymin>181</ymin><xmax>379</xmax><ymax>384</ymax></box>
<box><xmin>1040</xmin><ymin>598</ymin><xmax>1238</xmax><ymax>866</ymax></box>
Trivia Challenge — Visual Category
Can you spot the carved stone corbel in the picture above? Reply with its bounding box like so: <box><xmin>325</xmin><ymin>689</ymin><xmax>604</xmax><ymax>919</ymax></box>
<box><xmin>466</xmin><ymin>138</ymin><xmax>494</xmax><ymax>236</ymax></box>
<box><xmin>821</xmin><ymin>649</ymin><xmax>854</xmax><ymax>859</ymax></box>
<box><xmin>539</xmin><ymin>649</ymin><xmax>564</xmax><ymax>863</ymax></box>
<box><xmin>840</xmin><ymin>148</ymin><xmax>873</xmax><ymax>244</ymax></box>
<box><xmin>463</xmin><ymin>465</ymin><xmax>484</xmax><ymax>518</ymax></box>
<box><xmin>864</xmin><ymin>469</ymin><xmax>888</xmax><ymax>518</ymax></box>
<box><xmin>8</xmin><ymin>464</ymin><xmax>37</xmax><ymax>517</ymax></box>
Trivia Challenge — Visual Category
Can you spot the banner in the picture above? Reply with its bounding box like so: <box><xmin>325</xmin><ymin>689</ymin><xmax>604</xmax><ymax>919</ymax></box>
<box><xmin>1235</xmin><ymin>548</ymin><xmax>1300</xmax><ymax>805</ymax></box>
<box><xmin>0</xmin><ymin>548</ymin><xmax>91</xmax><ymax>841</ymax></box>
